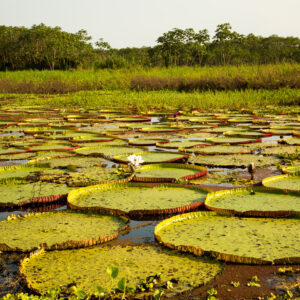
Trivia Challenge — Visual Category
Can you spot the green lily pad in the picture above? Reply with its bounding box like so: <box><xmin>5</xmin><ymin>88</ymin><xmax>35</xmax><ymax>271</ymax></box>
<box><xmin>113</xmin><ymin>117</ymin><xmax>151</xmax><ymax>122</ymax></box>
<box><xmin>262</xmin><ymin>173</ymin><xmax>300</xmax><ymax>192</ymax></box>
<box><xmin>188</xmin><ymin>117</ymin><xmax>218</xmax><ymax>123</ymax></box>
<box><xmin>139</xmin><ymin>126</ymin><xmax>183</xmax><ymax>133</ymax></box>
<box><xmin>204</xmin><ymin>126</ymin><xmax>241</xmax><ymax>133</ymax></box>
<box><xmin>279</xmin><ymin>138</ymin><xmax>300</xmax><ymax>146</ymax></box>
<box><xmin>182</xmin><ymin>145</ymin><xmax>252</xmax><ymax>155</ymax></box>
<box><xmin>114</xmin><ymin>152</ymin><xmax>188</xmax><ymax>164</ymax></box>
<box><xmin>228</xmin><ymin>118</ymin><xmax>253</xmax><ymax>123</ymax></box>
<box><xmin>262</xmin><ymin>129</ymin><xmax>293</xmax><ymax>135</ymax></box>
<box><xmin>155</xmin><ymin>211</ymin><xmax>300</xmax><ymax>264</ymax></box>
<box><xmin>134</xmin><ymin>163</ymin><xmax>206</xmax><ymax>182</ymax></box>
<box><xmin>175</xmin><ymin>124</ymin><xmax>215</xmax><ymax>130</ymax></box>
<box><xmin>0</xmin><ymin>147</ymin><xmax>27</xmax><ymax>155</ymax></box>
<box><xmin>0</xmin><ymin>152</ymin><xmax>36</xmax><ymax>160</ymax></box>
<box><xmin>68</xmin><ymin>183</ymin><xmax>208</xmax><ymax>215</ymax></box>
<box><xmin>35</xmin><ymin>151</ymin><xmax>75</xmax><ymax>159</ymax></box>
<box><xmin>0</xmin><ymin>210</ymin><xmax>128</xmax><ymax>251</ymax></box>
<box><xmin>0</xmin><ymin>164</ymin><xmax>60</xmax><ymax>182</ymax></box>
<box><xmin>224</xmin><ymin>130</ymin><xmax>270</xmax><ymax>138</ymax></box>
<box><xmin>75</xmin><ymin>139</ymin><xmax>128</xmax><ymax>147</ymax></box>
<box><xmin>262</xmin><ymin>145</ymin><xmax>300</xmax><ymax>156</ymax></box>
<box><xmin>102</xmin><ymin>128</ymin><xmax>131</xmax><ymax>134</ymax></box>
<box><xmin>74</xmin><ymin>146</ymin><xmax>145</xmax><ymax>157</ymax></box>
<box><xmin>281</xmin><ymin>165</ymin><xmax>300</xmax><ymax>174</ymax></box>
<box><xmin>206</xmin><ymin>136</ymin><xmax>260</xmax><ymax>144</ymax></box>
<box><xmin>28</xmin><ymin>143</ymin><xmax>76</xmax><ymax>152</ymax></box>
<box><xmin>70</xmin><ymin>134</ymin><xmax>114</xmax><ymax>143</ymax></box>
<box><xmin>20</xmin><ymin>244</ymin><xmax>222</xmax><ymax>296</ymax></box>
<box><xmin>156</xmin><ymin>140</ymin><xmax>208</xmax><ymax>149</ymax></box>
<box><xmin>65</xmin><ymin>166</ymin><xmax>134</xmax><ymax>187</ymax></box>
<box><xmin>189</xmin><ymin>154</ymin><xmax>280</xmax><ymax>168</ymax></box>
<box><xmin>0</xmin><ymin>181</ymin><xmax>71</xmax><ymax>207</ymax></box>
<box><xmin>128</xmin><ymin>138</ymin><xmax>169</xmax><ymax>146</ymax></box>
<box><xmin>205</xmin><ymin>187</ymin><xmax>300</xmax><ymax>217</ymax></box>
<box><xmin>37</xmin><ymin>131</ymin><xmax>96</xmax><ymax>140</ymax></box>
<box><xmin>29</xmin><ymin>155</ymin><xmax>105</xmax><ymax>169</ymax></box>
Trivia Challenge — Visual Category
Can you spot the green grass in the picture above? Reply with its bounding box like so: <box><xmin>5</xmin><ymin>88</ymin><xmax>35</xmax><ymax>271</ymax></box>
<box><xmin>2</xmin><ymin>88</ymin><xmax>300</xmax><ymax>112</ymax></box>
<box><xmin>0</xmin><ymin>64</ymin><xmax>299</xmax><ymax>93</ymax></box>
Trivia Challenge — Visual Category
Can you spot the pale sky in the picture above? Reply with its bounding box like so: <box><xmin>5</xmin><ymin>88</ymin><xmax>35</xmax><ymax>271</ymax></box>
<box><xmin>0</xmin><ymin>0</ymin><xmax>299</xmax><ymax>48</ymax></box>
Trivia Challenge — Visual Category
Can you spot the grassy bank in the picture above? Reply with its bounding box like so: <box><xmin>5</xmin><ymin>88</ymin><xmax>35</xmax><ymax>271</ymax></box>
<box><xmin>2</xmin><ymin>89</ymin><xmax>300</xmax><ymax>112</ymax></box>
<box><xmin>0</xmin><ymin>64</ymin><xmax>299</xmax><ymax>94</ymax></box>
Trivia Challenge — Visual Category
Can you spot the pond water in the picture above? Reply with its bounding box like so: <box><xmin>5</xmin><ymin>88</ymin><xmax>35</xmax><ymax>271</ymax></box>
<box><xmin>0</xmin><ymin>108</ymin><xmax>299</xmax><ymax>297</ymax></box>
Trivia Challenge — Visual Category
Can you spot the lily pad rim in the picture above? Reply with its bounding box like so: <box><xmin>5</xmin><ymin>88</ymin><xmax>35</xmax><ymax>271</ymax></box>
<box><xmin>205</xmin><ymin>186</ymin><xmax>300</xmax><ymax>217</ymax></box>
<box><xmin>0</xmin><ymin>210</ymin><xmax>129</xmax><ymax>252</ymax></box>
<box><xmin>154</xmin><ymin>211</ymin><xmax>300</xmax><ymax>265</ymax></box>
<box><xmin>67</xmin><ymin>182</ymin><xmax>210</xmax><ymax>216</ymax></box>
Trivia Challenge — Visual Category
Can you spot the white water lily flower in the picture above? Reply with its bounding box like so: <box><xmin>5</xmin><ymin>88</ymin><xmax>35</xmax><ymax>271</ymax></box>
<box><xmin>127</xmin><ymin>154</ymin><xmax>144</xmax><ymax>168</ymax></box>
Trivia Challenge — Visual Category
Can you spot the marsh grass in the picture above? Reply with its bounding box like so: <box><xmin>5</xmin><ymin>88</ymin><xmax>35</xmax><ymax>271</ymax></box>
<box><xmin>0</xmin><ymin>64</ymin><xmax>299</xmax><ymax>94</ymax></box>
<box><xmin>4</xmin><ymin>89</ymin><xmax>300</xmax><ymax>112</ymax></box>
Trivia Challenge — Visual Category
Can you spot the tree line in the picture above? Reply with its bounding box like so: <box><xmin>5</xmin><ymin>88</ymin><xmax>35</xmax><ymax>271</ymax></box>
<box><xmin>0</xmin><ymin>23</ymin><xmax>299</xmax><ymax>70</ymax></box>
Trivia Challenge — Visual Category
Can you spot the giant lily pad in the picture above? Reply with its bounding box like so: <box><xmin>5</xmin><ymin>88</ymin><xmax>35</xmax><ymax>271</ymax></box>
<box><xmin>224</xmin><ymin>130</ymin><xmax>271</xmax><ymax>138</ymax></box>
<box><xmin>228</xmin><ymin>117</ymin><xmax>253</xmax><ymax>123</ymax></box>
<box><xmin>29</xmin><ymin>155</ymin><xmax>105</xmax><ymax>169</ymax></box>
<box><xmin>0</xmin><ymin>181</ymin><xmax>71</xmax><ymax>207</ymax></box>
<box><xmin>68</xmin><ymin>183</ymin><xmax>208</xmax><ymax>216</ymax></box>
<box><xmin>0</xmin><ymin>164</ymin><xmax>59</xmax><ymax>182</ymax></box>
<box><xmin>0</xmin><ymin>147</ymin><xmax>28</xmax><ymax>155</ymax></box>
<box><xmin>281</xmin><ymin>165</ymin><xmax>300</xmax><ymax>174</ymax></box>
<box><xmin>65</xmin><ymin>166</ymin><xmax>134</xmax><ymax>187</ymax></box>
<box><xmin>20</xmin><ymin>244</ymin><xmax>223</xmax><ymax>296</ymax></box>
<box><xmin>262</xmin><ymin>145</ymin><xmax>300</xmax><ymax>156</ymax></box>
<box><xmin>37</xmin><ymin>131</ymin><xmax>95</xmax><ymax>140</ymax></box>
<box><xmin>156</xmin><ymin>140</ymin><xmax>208</xmax><ymax>149</ymax></box>
<box><xmin>139</xmin><ymin>126</ymin><xmax>183</xmax><ymax>133</ymax></box>
<box><xmin>75</xmin><ymin>139</ymin><xmax>127</xmax><ymax>147</ymax></box>
<box><xmin>279</xmin><ymin>138</ymin><xmax>300</xmax><ymax>146</ymax></box>
<box><xmin>113</xmin><ymin>117</ymin><xmax>151</xmax><ymax>122</ymax></box>
<box><xmin>134</xmin><ymin>163</ymin><xmax>206</xmax><ymax>182</ymax></box>
<box><xmin>70</xmin><ymin>134</ymin><xmax>114</xmax><ymax>143</ymax></box>
<box><xmin>182</xmin><ymin>145</ymin><xmax>252</xmax><ymax>155</ymax></box>
<box><xmin>262</xmin><ymin>129</ymin><xmax>293</xmax><ymax>135</ymax></box>
<box><xmin>205</xmin><ymin>187</ymin><xmax>300</xmax><ymax>217</ymax></box>
<box><xmin>262</xmin><ymin>173</ymin><xmax>300</xmax><ymax>192</ymax></box>
<box><xmin>206</xmin><ymin>136</ymin><xmax>260</xmax><ymax>144</ymax></box>
<box><xmin>189</xmin><ymin>154</ymin><xmax>280</xmax><ymax>168</ymax></box>
<box><xmin>114</xmin><ymin>152</ymin><xmax>188</xmax><ymax>164</ymax></box>
<box><xmin>204</xmin><ymin>126</ymin><xmax>240</xmax><ymax>133</ymax></box>
<box><xmin>0</xmin><ymin>152</ymin><xmax>36</xmax><ymax>160</ymax></box>
<box><xmin>28</xmin><ymin>143</ymin><xmax>78</xmax><ymax>152</ymax></box>
<box><xmin>0</xmin><ymin>210</ymin><xmax>128</xmax><ymax>251</ymax></box>
<box><xmin>74</xmin><ymin>145</ymin><xmax>146</xmax><ymax>157</ymax></box>
<box><xmin>188</xmin><ymin>117</ymin><xmax>218</xmax><ymax>123</ymax></box>
<box><xmin>128</xmin><ymin>138</ymin><xmax>169</xmax><ymax>146</ymax></box>
<box><xmin>155</xmin><ymin>211</ymin><xmax>300</xmax><ymax>264</ymax></box>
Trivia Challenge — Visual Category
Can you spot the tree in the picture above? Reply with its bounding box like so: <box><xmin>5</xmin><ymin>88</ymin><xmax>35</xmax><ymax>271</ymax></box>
<box><xmin>211</xmin><ymin>23</ymin><xmax>244</xmax><ymax>65</ymax></box>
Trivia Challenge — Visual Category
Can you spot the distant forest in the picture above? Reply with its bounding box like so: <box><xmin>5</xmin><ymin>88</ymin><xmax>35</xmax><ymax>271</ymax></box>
<box><xmin>0</xmin><ymin>23</ymin><xmax>299</xmax><ymax>70</ymax></box>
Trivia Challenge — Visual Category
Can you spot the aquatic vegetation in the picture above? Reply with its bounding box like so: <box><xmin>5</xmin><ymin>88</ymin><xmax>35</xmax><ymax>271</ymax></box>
<box><xmin>0</xmin><ymin>181</ymin><xmax>71</xmax><ymax>207</ymax></box>
<box><xmin>205</xmin><ymin>187</ymin><xmax>300</xmax><ymax>216</ymax></box>
<box><xmin>262</xmin><ymin>172</ymin><xmax>300</xmax><ymax>192</ymax></box>
<box><xmin>155</xmin><ymin>212</ymin><xmax>300</xmax><ymax>264</ymax></box>
<box><xmin>134</xmin><ymin>163</ymin><xmax>206</xmax><ymax>182</ymax></box>
<box><xmin>20</xmin><ymin>244</ymin><xmax>223</xmax><ymax>296</ymax></box>
<box><xmin>0</xmin><ymin>210</ymin><xmax>128</xmax><ymax>251</ymax></box>
<box><xmin>68</xmin><ymin>183</ymin><xmax>208</xmax><ymax>216</ymax></box>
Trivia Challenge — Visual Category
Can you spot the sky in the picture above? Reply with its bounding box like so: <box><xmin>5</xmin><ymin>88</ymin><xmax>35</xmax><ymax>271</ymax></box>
<box><xmin>0</xmin><ymin>0</ymin><xmax>299</xmax><ymax>48</ymax></box>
